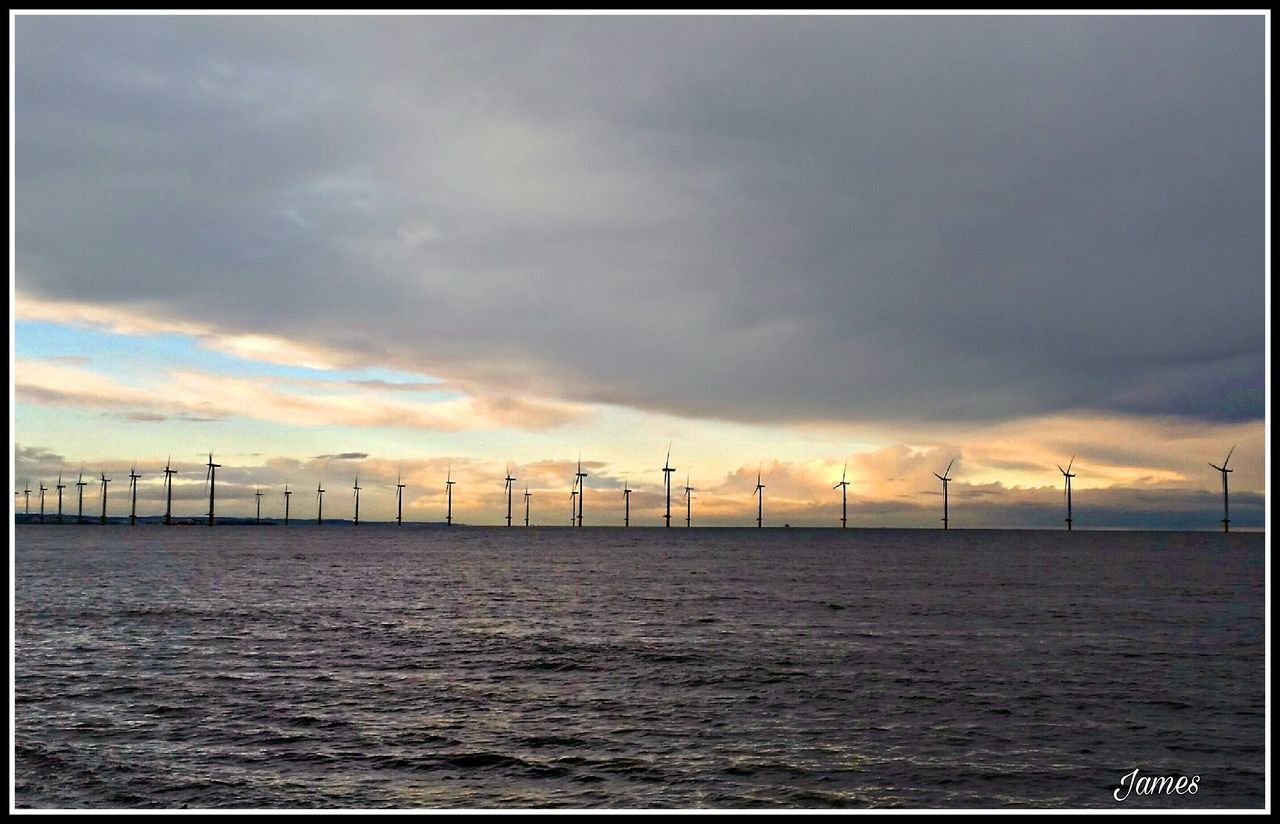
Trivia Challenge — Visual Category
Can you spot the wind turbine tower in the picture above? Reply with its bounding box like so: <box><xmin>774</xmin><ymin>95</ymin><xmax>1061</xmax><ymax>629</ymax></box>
<box><xmin>1058</xmin><ymin>456</ymin><xmax>1076</xmax><ymax>532</ymax></box>
<box><xmin>39</xmin><ymin>482</ymin><xmax>47</xmax><ymax>524</ymax></box>
<box><xmin>162</xmin><ymin>459</ymin><xmax>177</xmax><ymax>525</ymax></box>
<box><xmin>684</xmin><ymin>474</ymin><xmax>695</xmax><ymax>527</ymax></box>
<box><xmin>575</xmin><ymin>457</ymin><xmax>587</xmax><ymax>527</ymax></box>
<box><xmin>76</xmin><ymin>471</ymin><xmax>87</xmax><ymax>524</ymax></box>
<box><xmin>255</xmin><ymin>488</ymin><xmax>263</xmax><ymax>524</ymax></box>
<box><xmin>753</xmin><ymin>468</ymin><xmax>765</xmax><ymax>528</ymax></box>
<box><xmin>352</xmin><ymin>478</ymin><xmax>361</xmax><ymax>525</ymax></box>
<box><xmin>934</xmin><ymin>459</ymin><xmax>954</xmax><ymax>530</ymax></box>
<box><xmin>524</xmin><ymin>486</ymin><xmax>532</xmax><ymax>527</ymax></box>
<box><xmin>834</xmin><ymin>462</ymin><xmax>850</xmax><ymax>529</ymax></box>
<box><xmin>55</xmin><ymin>473</ymin><xmax>65</xmax><ymax>523</ymax></box>
<box><xmin>396</xmin><ymin>475</ymin><xmax>406</xmax><ymax>525</ymax></box>
<box><xmin>99</xmin><ymin>472</ymin><xmax>111</xmax><ymax>524</ymax></box>
<box><xmin>205</xmin><ymin>453</ymin><xmax>220</xmax><ymax>527</ymax></box>
<box><xmin>22</xmin><ymin>483</ymin><xmax>30</xmax><ymax>515</ymax></box>
<box><xmin>570</xmin><ymin>485</ymin><xmax>577</xmax><ymax>526</ymax></box>
<box><xmin>504</xmin><ymin>466</ymin><xmax>516</xmax><ymax>527</ymax></box>
<box><xmin>316</xmin><ymin>481</ymin><xmax>325</xmax><ymax>525</ymax></box>
<box><xmin>283</xmin><ymin>484</ymin><xmax>292</xmax><ymax>525</ymax></box>
<box><xmin>1209</xmin><ymin>445</ymin><xmax>1236</xmax><ymax>533</ymax></box>
<box><xmin>445</xmin><ymin>468</ymin><xmax>455</xmax><ymax>526</ymax></box>
<box><xmin>623</xmin><ymin>476</ymin><xmax>631</xmax><ymax>528</ymax></box>
<box><xmin>662</xmin><ymin>446</ymin><xmax>676</xmax><ymax>528</ymax></box>
<box><xmin>128</xmin><ymin>467</ymin><xmax>141</xmax><ymax>526</ymax></box>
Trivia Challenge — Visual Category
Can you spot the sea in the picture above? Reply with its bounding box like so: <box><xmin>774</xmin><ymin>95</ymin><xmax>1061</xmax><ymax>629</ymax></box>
<box><xmin>12</xmin><ymin>525</ymin><xmax>1267</xmax><ymax>809</ymax></box>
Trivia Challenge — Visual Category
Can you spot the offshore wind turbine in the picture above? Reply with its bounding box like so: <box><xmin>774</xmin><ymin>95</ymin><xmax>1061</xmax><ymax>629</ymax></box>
<box><xmin>933</xmin><ymin>459</ymin><xmax>954</xmax><ymax>530</ymax></box>
<box><xmin>1209</xmin><ymin>445</ymin><xmax>1236</xmax><ymax>533</ymax></box>
<box><xmin>575</xmin><ymin>457</ymin><xmax>587</xmax><ymax>527</ymax></box>
<box><xmin>569</xmin><ymin>484</ymin><xmax>577</xmax><ymax>526</ymax></box>
<box><xmin>283</xmin><ymin>484</ymin><xmax>292</xmax><ymax>525</ymax></box>
<box><xmin>204</xmin><ymin>453</ymin><xmax>220</xmax><ymax>527</ymax></box>
<box><xmin>254</xmin><ymin>488</ymin><xmax>263</xmax><ymax>524</ymax></box>
<box><xmin>1058</xmin><ymin>456</ymin><xmax>1076</xmax><ymax>532</ymax></box>
<box><xmin>352</xmin><ymin>478</ymin><xmax>362</xmax><ymax>525</ymax></box>
<box><xmin>834</xmin><ymin>463</ymin><xmax>850</xmax><ymax>529</ymax></box>
<box><xmin>75</xmin><ymin>470</ymin><xmax>87</xmax><ymax>524</ymax></box>
<box><xmin>99</xmin><ymin>472</ymin><xmax>111</xmax><ymax>524</ymax></box>
<box><xmin>316</xmin><ymin>481</ymin><xmax>325</xmax><ymax>525</ymax></box>
<box><xmin>504</xmin><ymin>466</ymin><xmax>516</xmax><ymax>527</ymax></box>
<box><xmin>623</xmin><ymin>475</ymin><xmax>631</xmax><ymax>528</ymax></box>
<box><xmin>445</xmin><ymin>467</ymin><xmax>455</xmax><ymax>526</ymax></box>
<box><xmin>524</xmin><ymin>486</ymin><xmax>532</xmax><ymax>527</ymax></box>
<box><xmin>22</xmin><ymin>483</ymin><xmax>30</xmax><ymax>515</ymax></box>
<box><xmin>39</xmin><ymin>482</ymin><xmax>47</xmax><ymax>524</ymax></box>
<box><xmin>662</xmin><ymin>446</ymin><xmax>676</xmax><ymax>527</ymax></box>
<box><xmin>683</xmin><ymin>474</ymin><xmax>695</xmax><ymax>527</ymax></box>
<box><xmin>55</xmin><ymin>473</ymin><xmax>65</xmax><ymax>523</ymax></box>
<box><xmin>395</xmin><ymin>475</ymin><xmax>406</xmax><ymax>525</ymax></box>
<box><xmin>162</xmin><ymin>457</ymin><xmax>177</xmax><ymax>525</ymax></box>
<box><xmin>753</xmin><ymin>467</ymin><xmax>765</xmax><ymax>528</ymax></box>
<box><xmin>128</xmin><ymin>467</ymin><xmax>141</xmax><ymax>526</ymax></box>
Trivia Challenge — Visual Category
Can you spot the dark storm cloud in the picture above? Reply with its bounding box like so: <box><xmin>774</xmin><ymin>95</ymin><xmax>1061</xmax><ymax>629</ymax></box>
<box><xmin>14</xmin><ymin>15</ymin><xmax>1265</xmax><ymax>425</ymax></box>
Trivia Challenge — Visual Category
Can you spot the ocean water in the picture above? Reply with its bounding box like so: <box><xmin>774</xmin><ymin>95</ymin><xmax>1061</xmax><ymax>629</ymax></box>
<box><xmin>13</xmin><ymin>525</ymin><xmax>1266</xmax><ymax>809</ymax></box>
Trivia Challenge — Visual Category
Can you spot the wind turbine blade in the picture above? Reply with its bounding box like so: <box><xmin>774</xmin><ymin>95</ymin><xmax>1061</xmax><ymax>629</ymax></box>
<box><xmin>944</xmin><ymin>459</ymin><xmax>955</xmax><ymax>477</ymax></box>
<box><xmin>1223</xmin><ymin>444</ymin><xmax>1236</xmax><ymax>469</ymax></box>
<box><xmin>1066</xmin><ymin>455</ymin><xmax>1075</xmax><ymax>473</ymax></box>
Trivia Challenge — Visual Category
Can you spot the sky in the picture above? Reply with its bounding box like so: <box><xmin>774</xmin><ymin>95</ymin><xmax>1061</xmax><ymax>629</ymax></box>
<box><xmin>11</xmin><ymin>13</ymin><xmax>1269</xmax><ymax>528</ymax></box>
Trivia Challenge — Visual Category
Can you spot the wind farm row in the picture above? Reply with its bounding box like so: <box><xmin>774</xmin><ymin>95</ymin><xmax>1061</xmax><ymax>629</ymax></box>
<box><xmin>13</xmin><ymin>446</ymin><xmax>1243</xmax><ymax>532</ymax></box>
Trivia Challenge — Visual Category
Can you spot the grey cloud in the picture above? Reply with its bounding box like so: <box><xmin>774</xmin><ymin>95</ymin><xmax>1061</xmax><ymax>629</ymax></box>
<box><xmin>14</xmin><ymin>15</ymin><xmax>1265</xmax><ymax>426</ymax></box>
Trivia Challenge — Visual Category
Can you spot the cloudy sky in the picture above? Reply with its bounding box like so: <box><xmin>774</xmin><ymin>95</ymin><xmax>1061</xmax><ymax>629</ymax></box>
<box><xmin>12</xmin><ymin>13</ymin><xmax>1267</xmax><ymax>527</ymax></box>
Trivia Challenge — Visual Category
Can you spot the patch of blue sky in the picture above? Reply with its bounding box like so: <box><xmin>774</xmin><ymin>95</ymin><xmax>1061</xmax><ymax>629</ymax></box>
<box><xmin>16</xmin><ymin>319</ymin><xmax>458</xmax><ymax>396</ymax></box>
<box><xmin>15</xmin><ymin>399</ymin><xmax>467</xmax><ymax>467</ymax></box>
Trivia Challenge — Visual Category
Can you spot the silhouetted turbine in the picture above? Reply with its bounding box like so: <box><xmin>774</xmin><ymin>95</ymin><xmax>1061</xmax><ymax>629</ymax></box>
<box><xmin>504</xmin><ymin>466</ymin><xmax>516</xmax><ymax>527</ymax></box>
<box><xmin>662</xmin><ymin>446</ymin><xmax>676</xmax><ymax>528</ymax></box>
<box><xmin>753</xmin><ymin>467</ymin><xmax>765</xmax><ymax>528</ymax></box>
<box><xmin>1058</xmin><ymin>456</ymin><xmax>1076</xmax><ymax>531</ymax></box>
<box><xmin>396</xmin><ymin>475</ymin><xmax>406</xmax><ymax>525</ymax></box>
<box><xmin>1209</xmin><ymin>445</ymin><xmax>1235</xmax><ymax>534</ymax></box>
<box><xmin>623</xmin><ymin>476</ymin><xmax>631</xmax><ymax>528</ymax></box>
<box><xmin>933</xmin><ymin>459</ymin><xmax>954</xmax><ymax>530</ymax></box>
<box><xmin>204</xmin><ymin>453</ymin><xmax>221</xmax><ymax>527</ymax></box>
<box><xmin>55</xmin><ymin>473</ymin><xmax>65</xmax><ymax>523</ymax></box>
<box><xmin>569</xmin><ymin>485</ymin><xmax>577</xmax><ymax>526</ymax></box>
<box><xmin>162</xmin><ymin>457</ymin><xmax>177</xmax><ymax>525</ymax></box>
<box><xmin>524</xmin><ymin>486</ymin><xmax>532</xmax><ymax>527</ymax></box>
<box><xmin>445</xmin><ymin>467</ymin><xmax>455</xmax><ymax>526</ymax></box>
<box><xmin>22</xmin><ymin>483</ymin><xmax>30</xmax><ymax>515</ymax></box>
<box><xmin>683</xmin><ymin>474</ymin><xmax>695</xmax><ymax>528</ymax></box>
<box><xmin>316</xmin><ymin>481</ymin><xmax>325</xmax><ymax>525</ymax></box>
<box><xmin>255</xmin><ymin>488</ymin><xmax>263</xmax><ymax>525</ymax></box>
<box><xmin>128</xmin><ymin>467</ymin><xmax>141</xmax><ymax>526</ymax></box>
<box><xmin>39</xmin><ymin>481</ymin><xmax>47</xmax><ymax>524</ymax></box>
<box><xmin>75</xmin><ymin>470</ymin><xmax>87</xmax><ymax>524</ymax></box>
<box><xmin>834</xmin><ymin>462</ymin><xmax>850</xmax><ymax>529</ymax></box>
<box><xmin>352</xmin><ymin>478</ymin><xmax>362</xmax><ymax>525</ymax></box>
<box><xmin>99</xmin><ymin>472</ymin><xmax>111</xmax><ymax>525</ymax></box>
<box><xmin>575</xmin><ymin>456</ymin><xmax>587</xmax><ymax>528</ymax></box>
<box><xmin>283</xmin><ymin>484</ymin><xmax>292</xmax><ymax>526</ymax></box>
